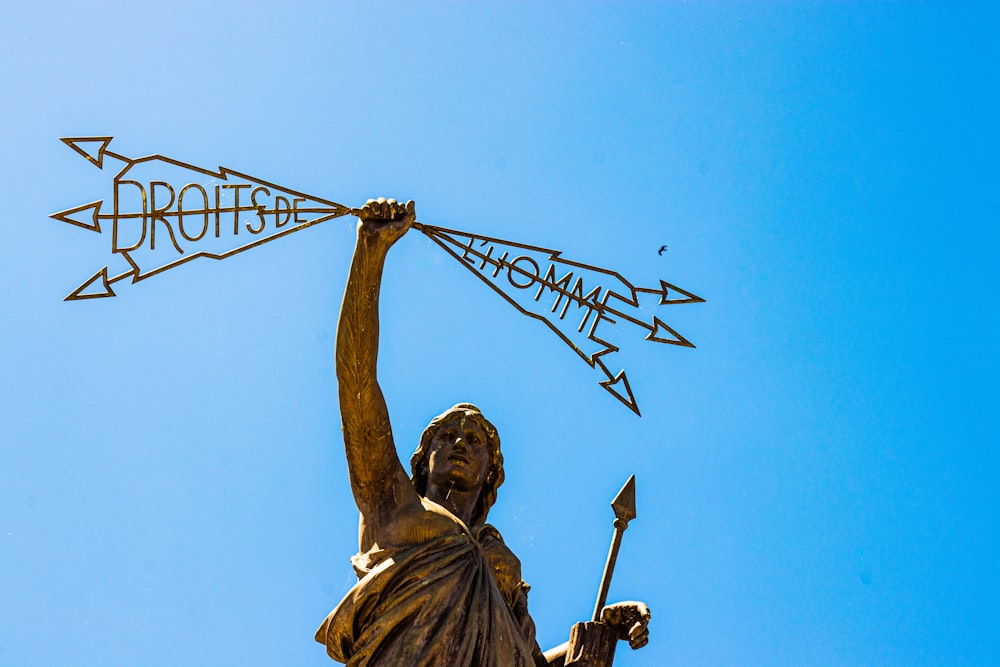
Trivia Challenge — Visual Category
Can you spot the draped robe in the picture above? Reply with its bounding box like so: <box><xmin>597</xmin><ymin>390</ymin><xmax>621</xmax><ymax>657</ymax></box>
<box><xmin>316</xmin><ymin>498</ymin><xmax>541</xmax><ymax>666</ymax></box>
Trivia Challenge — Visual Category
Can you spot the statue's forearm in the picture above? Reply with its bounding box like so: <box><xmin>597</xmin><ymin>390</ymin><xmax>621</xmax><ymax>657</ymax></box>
<box><xmin>337</xmin><ymin>234</ymin><xmax>388</xmax><ymax>411</ymax></box>
<box><xmin>336</xmin><ymin>232</ymin><xmax>401</xmax><ymax>506</ymax></box>
<box><xmin>541</xmin><ymin>643</ymin><xmax>568</xmax><ymax>666</ymax></box>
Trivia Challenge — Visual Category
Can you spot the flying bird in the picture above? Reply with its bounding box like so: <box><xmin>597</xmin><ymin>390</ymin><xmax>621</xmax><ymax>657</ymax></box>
<box><xmin>658</xmin><ymin>245</ymin><xmax>668</xmax><ymax>255</ymax></box>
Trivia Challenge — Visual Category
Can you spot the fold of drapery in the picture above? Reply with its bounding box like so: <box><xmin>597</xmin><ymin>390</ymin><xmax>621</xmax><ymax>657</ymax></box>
<box><xmin>316</xmin><ymin>510</ymin><xmax>536</xmax><ymax>666</ymax></box>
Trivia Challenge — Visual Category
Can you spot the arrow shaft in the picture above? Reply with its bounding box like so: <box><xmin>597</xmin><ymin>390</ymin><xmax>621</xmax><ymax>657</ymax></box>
<box><xmin>428</xmin><ymin>230</ymin><xmax>671</xmax><ymax>337</ymax></box>
<box><xmin>599</xmin><ymin>301</ymin><xmax>653</xmax><ymax>332</ymax></box>
<box><xmin>102</xmin><ymin>148</ymin><xmax>129</xmax><ymax>163</ymax></box>
<box><xmin>430</xmin><ymin>230</ymin><xmax>642</xmax><ymax>321</ymax></box>
<box><xmin>419</xmin><ymin>228</ymin><xmax>610</xmax><ymax>366</ymax></box>
<box><xmin>99</xmin><ymin>205</ymin><xmax>344</xmax><ymax>220</ymax></box>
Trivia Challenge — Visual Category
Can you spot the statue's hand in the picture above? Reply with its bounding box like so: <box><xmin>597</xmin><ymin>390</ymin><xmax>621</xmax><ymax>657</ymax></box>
<box><xmin>356</xmin><ymin>198</ymin><xmax>414</xmax><ymax>247</ymax></box>
<box><xmin>600</xmin><ymin>601</ymin><xmax>651</xmax><ymax>650</ymax></box>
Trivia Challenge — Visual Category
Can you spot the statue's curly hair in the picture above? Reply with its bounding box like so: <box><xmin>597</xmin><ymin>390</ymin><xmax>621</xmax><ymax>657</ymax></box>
<box><xmin>409</xmin><ymin>403</ymin><xmax>505</xmax><ymax>526</ymax></box>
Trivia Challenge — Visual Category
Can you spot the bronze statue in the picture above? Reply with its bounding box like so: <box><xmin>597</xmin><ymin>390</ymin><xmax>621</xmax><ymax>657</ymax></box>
<box><xmin>316</xmin><ymin>198</ymin><xmax>652</xmax><ymax>666</ymax></box>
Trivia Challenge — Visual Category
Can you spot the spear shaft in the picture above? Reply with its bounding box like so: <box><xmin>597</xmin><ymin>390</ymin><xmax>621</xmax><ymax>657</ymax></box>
<box><xmin>591</xmin><ymin>475</ymin><xmax>636</xmax><ymax>622</ymax></box>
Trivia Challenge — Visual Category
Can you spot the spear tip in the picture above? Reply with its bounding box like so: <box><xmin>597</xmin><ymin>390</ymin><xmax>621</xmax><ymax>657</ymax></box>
<box><xmin>611</xmin><ymin>474</ymin><xmax>636</xmax><ymax>524</ymax></box>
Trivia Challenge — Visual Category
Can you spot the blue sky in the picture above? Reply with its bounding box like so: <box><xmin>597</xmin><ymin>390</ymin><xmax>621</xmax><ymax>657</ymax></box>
<box><xmin>1</xmin><ymin>3</ymin><xmax>997</xmax><ymax>665</ymax></box>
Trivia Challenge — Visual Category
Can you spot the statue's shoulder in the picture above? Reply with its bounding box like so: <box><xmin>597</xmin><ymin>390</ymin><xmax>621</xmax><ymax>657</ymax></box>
<box><xmin>360</xmin><ymin>495</ymin><xmax>467</xmax><ymax>556</ymax></box>
<box><xmin>473</xmin><ymin>523</ymin><xmax>526</xmax><ymax>607</ymax></box>
<box><xmin>473</xmin><ymin>523</ymin><xmax>506</xmax><ymax>545</ymax></box>
<box><xmin>395</xmin><ymin>496</ymin><xmax>471</xmax><ymax>541</ymax></box>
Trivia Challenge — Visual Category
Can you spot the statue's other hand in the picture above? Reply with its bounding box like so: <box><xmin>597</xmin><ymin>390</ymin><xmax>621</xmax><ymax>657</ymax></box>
<box><xmin>356</xmin><ymin>198</ymin><xmax>415</xmax><ymax>246</ymax></box>
<box><xmin>601</xmin><ymin>601</ymin><xmax>651</xmax><ymax>650</ymax></box>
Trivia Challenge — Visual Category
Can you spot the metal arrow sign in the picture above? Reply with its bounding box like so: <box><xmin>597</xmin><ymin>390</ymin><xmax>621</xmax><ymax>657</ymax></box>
<box><xmin>51</xmin><ymin>137</ymin><xmax>704</xmax><ymax>415</ymax></box>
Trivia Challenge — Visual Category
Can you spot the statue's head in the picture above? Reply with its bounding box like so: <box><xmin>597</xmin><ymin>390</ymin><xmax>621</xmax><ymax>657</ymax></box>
<box><xmin>410</xmin><ymin>403</ymin><xmax>505</xmax><ymax>526</ymax></box>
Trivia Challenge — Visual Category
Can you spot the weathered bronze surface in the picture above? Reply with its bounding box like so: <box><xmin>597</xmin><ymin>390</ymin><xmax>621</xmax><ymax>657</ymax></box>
<box><xmin>315</xmin><ymin>199</ymin><xmax>652</xmax><ymax>666</ymax></box>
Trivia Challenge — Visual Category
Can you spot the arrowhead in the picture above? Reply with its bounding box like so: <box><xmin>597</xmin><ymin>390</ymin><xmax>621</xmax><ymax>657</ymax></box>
<box><xmin>611</xmin><ymin>475</ymin><xmax>637</xmax><ymax>524</ymax></box>
<box><xmin>65</xmin><ymin>267</ymin><xmax>116</xmax><ymax>301</ymax></box>
<box><xmin>658</xmin><ymin>279</ymin><xmax>705</xmax><ymax>305</ymax></box>
<box><xmin>646</xmin><ymin>316</ymin><xmax>695</xmax><ymax>348</ymax></box>
<box><xmin>599</xmin><ymin>369</ymin><xmax>641</xmax><ymax>416</ymax></box>
<box><xmin>50</xmin><ymin>200</ymin><xmax>103</xmax><ymax>232</ymax></box>
<box><xmin>60</xmin><ymin>137</ymin><xmax>114</xmax><ymax>169</ymax></box>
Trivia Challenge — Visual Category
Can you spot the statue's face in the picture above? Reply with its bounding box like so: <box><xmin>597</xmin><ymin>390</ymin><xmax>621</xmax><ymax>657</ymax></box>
<box><xmin>426</xmin><ymin>415</ymin><xmax>491</xmax><ymax>494</ymax></box>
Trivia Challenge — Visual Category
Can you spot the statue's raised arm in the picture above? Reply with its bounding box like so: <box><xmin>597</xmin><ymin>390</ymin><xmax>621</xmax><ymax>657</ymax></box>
<box><xmin>335</xmin><ymin>198</ymin><xmax>419</xmax><ymax>551</ymax></box>
<box><xmin>322</xmin><ymin>197</ymin><xmax>653</xmax><ymax>666</ymax></box>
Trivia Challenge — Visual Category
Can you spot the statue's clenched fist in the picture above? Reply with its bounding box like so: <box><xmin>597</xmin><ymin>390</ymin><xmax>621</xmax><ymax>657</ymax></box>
<box><xmin>601</xmin><ymin>601</ymin><xmax>651</xmax><ymax>650</ymax></box>
<box><xmin>358</xmin><ymin>197</ymin><xmax>413</xmax><ymax>223</ymax></box>
<box><xmin>355</xmin><ymin>198</ymin><xmax>415</xmax><ymax>248</ymax></box>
